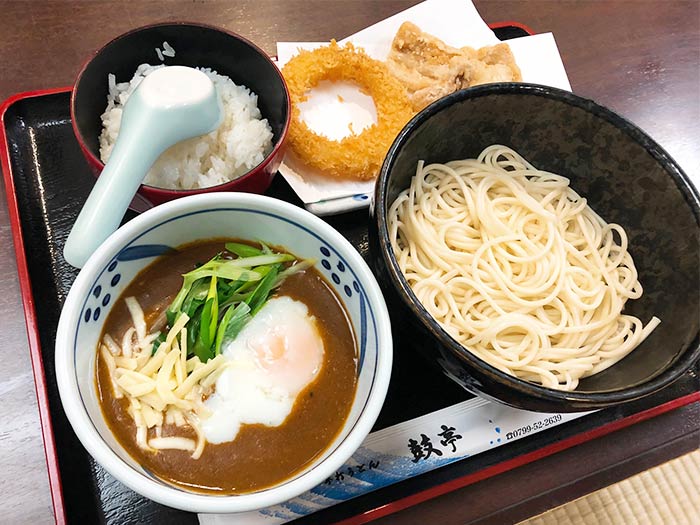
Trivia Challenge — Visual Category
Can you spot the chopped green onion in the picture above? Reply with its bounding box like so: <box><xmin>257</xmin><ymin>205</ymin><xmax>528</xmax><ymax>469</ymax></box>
<box><xmin>184</xmin><ymin>265</ymin><xmax>262</xmax><ymax>282</ymax></box>
<box><xmin>193</xmin><ymin>297</ymin><xmax>215</xmax><ymax>362</ymax></box>
<box><xmin>215</xmin><ymin>302</ymin><xmax>251</xmax><ymax>354</ymax></box>
<box><xmin>175</xmin><ymin>278</ymin><xmax>209</xmax><ymax>324</ymax></box>
<box><xmin>151</xmin><ymin>332</ymin><xmax>166</xmax><ymax>355</ymax></box>
<box><xmin>246</xmin><ymin>265</ymin><xmax>280</xmax><ymax>316</ymax></box>
<box><xmin>187</xmin><ymin>309</ymin><xmax>202</xmax><ymax>356</ymax></box>
<box><xmin>225</xmin><ymin>242</ymin><xmax>263</xmax><ymax>258</ymax></box>
<box><xmin>221</xmin><ymin>253</ymin><xmax>295</xmax><ymax>268</ymax></box>
<box><xmin>275</xmin><ymin>259</ymin><xmax>316</xmax><ymax>284</ymax></box>
<box><xmin>207</xmin><ymin>275</ymin><xmax>219</xmax><ymax>345</ymax></box>
<box><xmin>159</xmin><ymin>242</ymin><xmax>310</xmax><ymax>362</ymax></box>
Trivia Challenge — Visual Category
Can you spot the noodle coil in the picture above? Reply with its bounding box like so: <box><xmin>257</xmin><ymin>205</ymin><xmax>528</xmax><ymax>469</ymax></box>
<box><xmin>388</xmin><ymin>145</ymin><xmax>660</xmax><ymax>391</ymax></box>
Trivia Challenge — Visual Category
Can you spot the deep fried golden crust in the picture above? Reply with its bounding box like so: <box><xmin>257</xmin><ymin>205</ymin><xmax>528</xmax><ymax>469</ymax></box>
<box><xmin>387</xmin><ymin>22</ymin><xmax>522</xmax><ymax>111</ymax></box>
<box><xmin>282</xmin><ymin>41</ymin><xmax>414</xmax><ymax>181</ymax></box>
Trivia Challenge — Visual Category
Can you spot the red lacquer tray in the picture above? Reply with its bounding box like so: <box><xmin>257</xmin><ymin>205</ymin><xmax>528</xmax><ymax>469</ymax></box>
<box><xmin>2</xmin><ymin>25</ymin><xmax>699</xmax><ymax>525</ymax></box>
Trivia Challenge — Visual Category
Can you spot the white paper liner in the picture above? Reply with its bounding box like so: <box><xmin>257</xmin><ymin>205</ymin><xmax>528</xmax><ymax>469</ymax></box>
<box><xmin>275</xmin><ymin>0</ymin><xmax>572</xmax><ymax>215</ymax></box>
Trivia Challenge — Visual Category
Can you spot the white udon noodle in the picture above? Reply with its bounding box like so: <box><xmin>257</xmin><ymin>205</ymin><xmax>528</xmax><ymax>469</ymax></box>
<box><xmin>388</xmin><ymin>145</ymin><xmax>660</xmax><ymax>391</ymax></box>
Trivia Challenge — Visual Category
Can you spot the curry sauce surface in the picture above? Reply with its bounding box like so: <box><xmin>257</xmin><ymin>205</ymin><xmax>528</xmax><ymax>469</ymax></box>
<box><xmin>96</xmin><ymin>240</ymin><xmax>357</xmax><ymax>493</ymax></box>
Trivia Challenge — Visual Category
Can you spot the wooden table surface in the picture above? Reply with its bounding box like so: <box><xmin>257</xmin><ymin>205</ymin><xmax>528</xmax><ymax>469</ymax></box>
<box><xmin>1</xmin><ymin>1</ymin><xmax>698</xmax><ymax>524</ymax></box>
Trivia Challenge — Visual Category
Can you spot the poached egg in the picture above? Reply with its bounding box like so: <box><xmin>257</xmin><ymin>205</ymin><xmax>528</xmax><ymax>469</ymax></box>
<box><xmin>202</xmin><ymin>296</ymin><xmax>324</xmax><ymax>444</ymax></box>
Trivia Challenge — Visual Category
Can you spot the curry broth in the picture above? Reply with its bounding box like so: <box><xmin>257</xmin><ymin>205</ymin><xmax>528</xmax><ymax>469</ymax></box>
<box><xmin>96</xmin><ymin>240</ymin><xmax>357</xmax><ymax>493</ymax></box>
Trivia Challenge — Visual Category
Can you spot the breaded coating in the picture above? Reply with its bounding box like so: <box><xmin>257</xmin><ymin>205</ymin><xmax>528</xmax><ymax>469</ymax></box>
<box><xmin>282</xmin><ymin>41</ymin><xmax>414</xmax><ymax>180</ymax></box>
<box><xmin>387</xmin><ymin>22</ymin><xmax>522</xmax><ymax>111</ymax></box>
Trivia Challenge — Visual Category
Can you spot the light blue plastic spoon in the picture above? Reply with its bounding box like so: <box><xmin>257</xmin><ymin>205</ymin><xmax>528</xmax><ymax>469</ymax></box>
<box><xmin>63</xmin><ymin>66</ymin><xmax>222</xmax><ymax>268</ymax></box>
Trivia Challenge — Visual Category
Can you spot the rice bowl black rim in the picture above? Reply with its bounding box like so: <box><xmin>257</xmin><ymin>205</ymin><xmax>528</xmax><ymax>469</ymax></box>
<box><xmin>375</xmin><ymin>82</ymin><xmax>700</xmax><ymax>408</ymax></box>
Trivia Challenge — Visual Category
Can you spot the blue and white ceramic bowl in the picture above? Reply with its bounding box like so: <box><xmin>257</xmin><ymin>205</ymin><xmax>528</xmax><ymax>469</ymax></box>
<box><xmin>55</xmin><ymin>193</ymin><xmax>392</xmax><ymax>513</ymax></box>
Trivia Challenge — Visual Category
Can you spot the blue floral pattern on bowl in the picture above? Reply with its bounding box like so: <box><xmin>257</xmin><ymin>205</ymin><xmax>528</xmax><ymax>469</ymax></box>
<box><xmin>83</xmin><ymin>245</ymin><xmax>175</xmax><ymax>324</ymax></box>
<box><xmin>83</xmin><ymin>259</ymin><xmax>121</xmax><ymax>324</ymax></box>
<box><xmin>317</xmin><ymin>244</ymin><xmax>367</xmax><ymax>369</ymax></box>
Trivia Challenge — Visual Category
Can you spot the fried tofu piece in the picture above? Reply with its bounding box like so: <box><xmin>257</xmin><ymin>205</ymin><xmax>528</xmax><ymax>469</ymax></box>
<box><xmin>386</xmin><ymin>22</ymin><xmax>522</xmax><ymax>111</ymax></box>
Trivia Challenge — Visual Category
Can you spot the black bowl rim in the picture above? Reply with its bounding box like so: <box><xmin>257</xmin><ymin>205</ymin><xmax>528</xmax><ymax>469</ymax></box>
<box><xmin>375</xmin><ymin>82</ymin><xmax>700</xmax><ymax>407</ymax></box>
<box><xmin>70</xmin><ymin>21</ymin><xmax>291</xmax><ymax>194</ymax></box>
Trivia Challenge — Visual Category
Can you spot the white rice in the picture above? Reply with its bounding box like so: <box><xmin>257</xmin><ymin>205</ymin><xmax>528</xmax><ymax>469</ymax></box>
<box><xmin>99</xmin><ymin>63</ymin><xmax>274</xmax><ymax>190</ymax></box>
<box><xmin>161</xmin><ymin>41</ymin><xmax>176</xmax><ymax>58</ymax></box>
